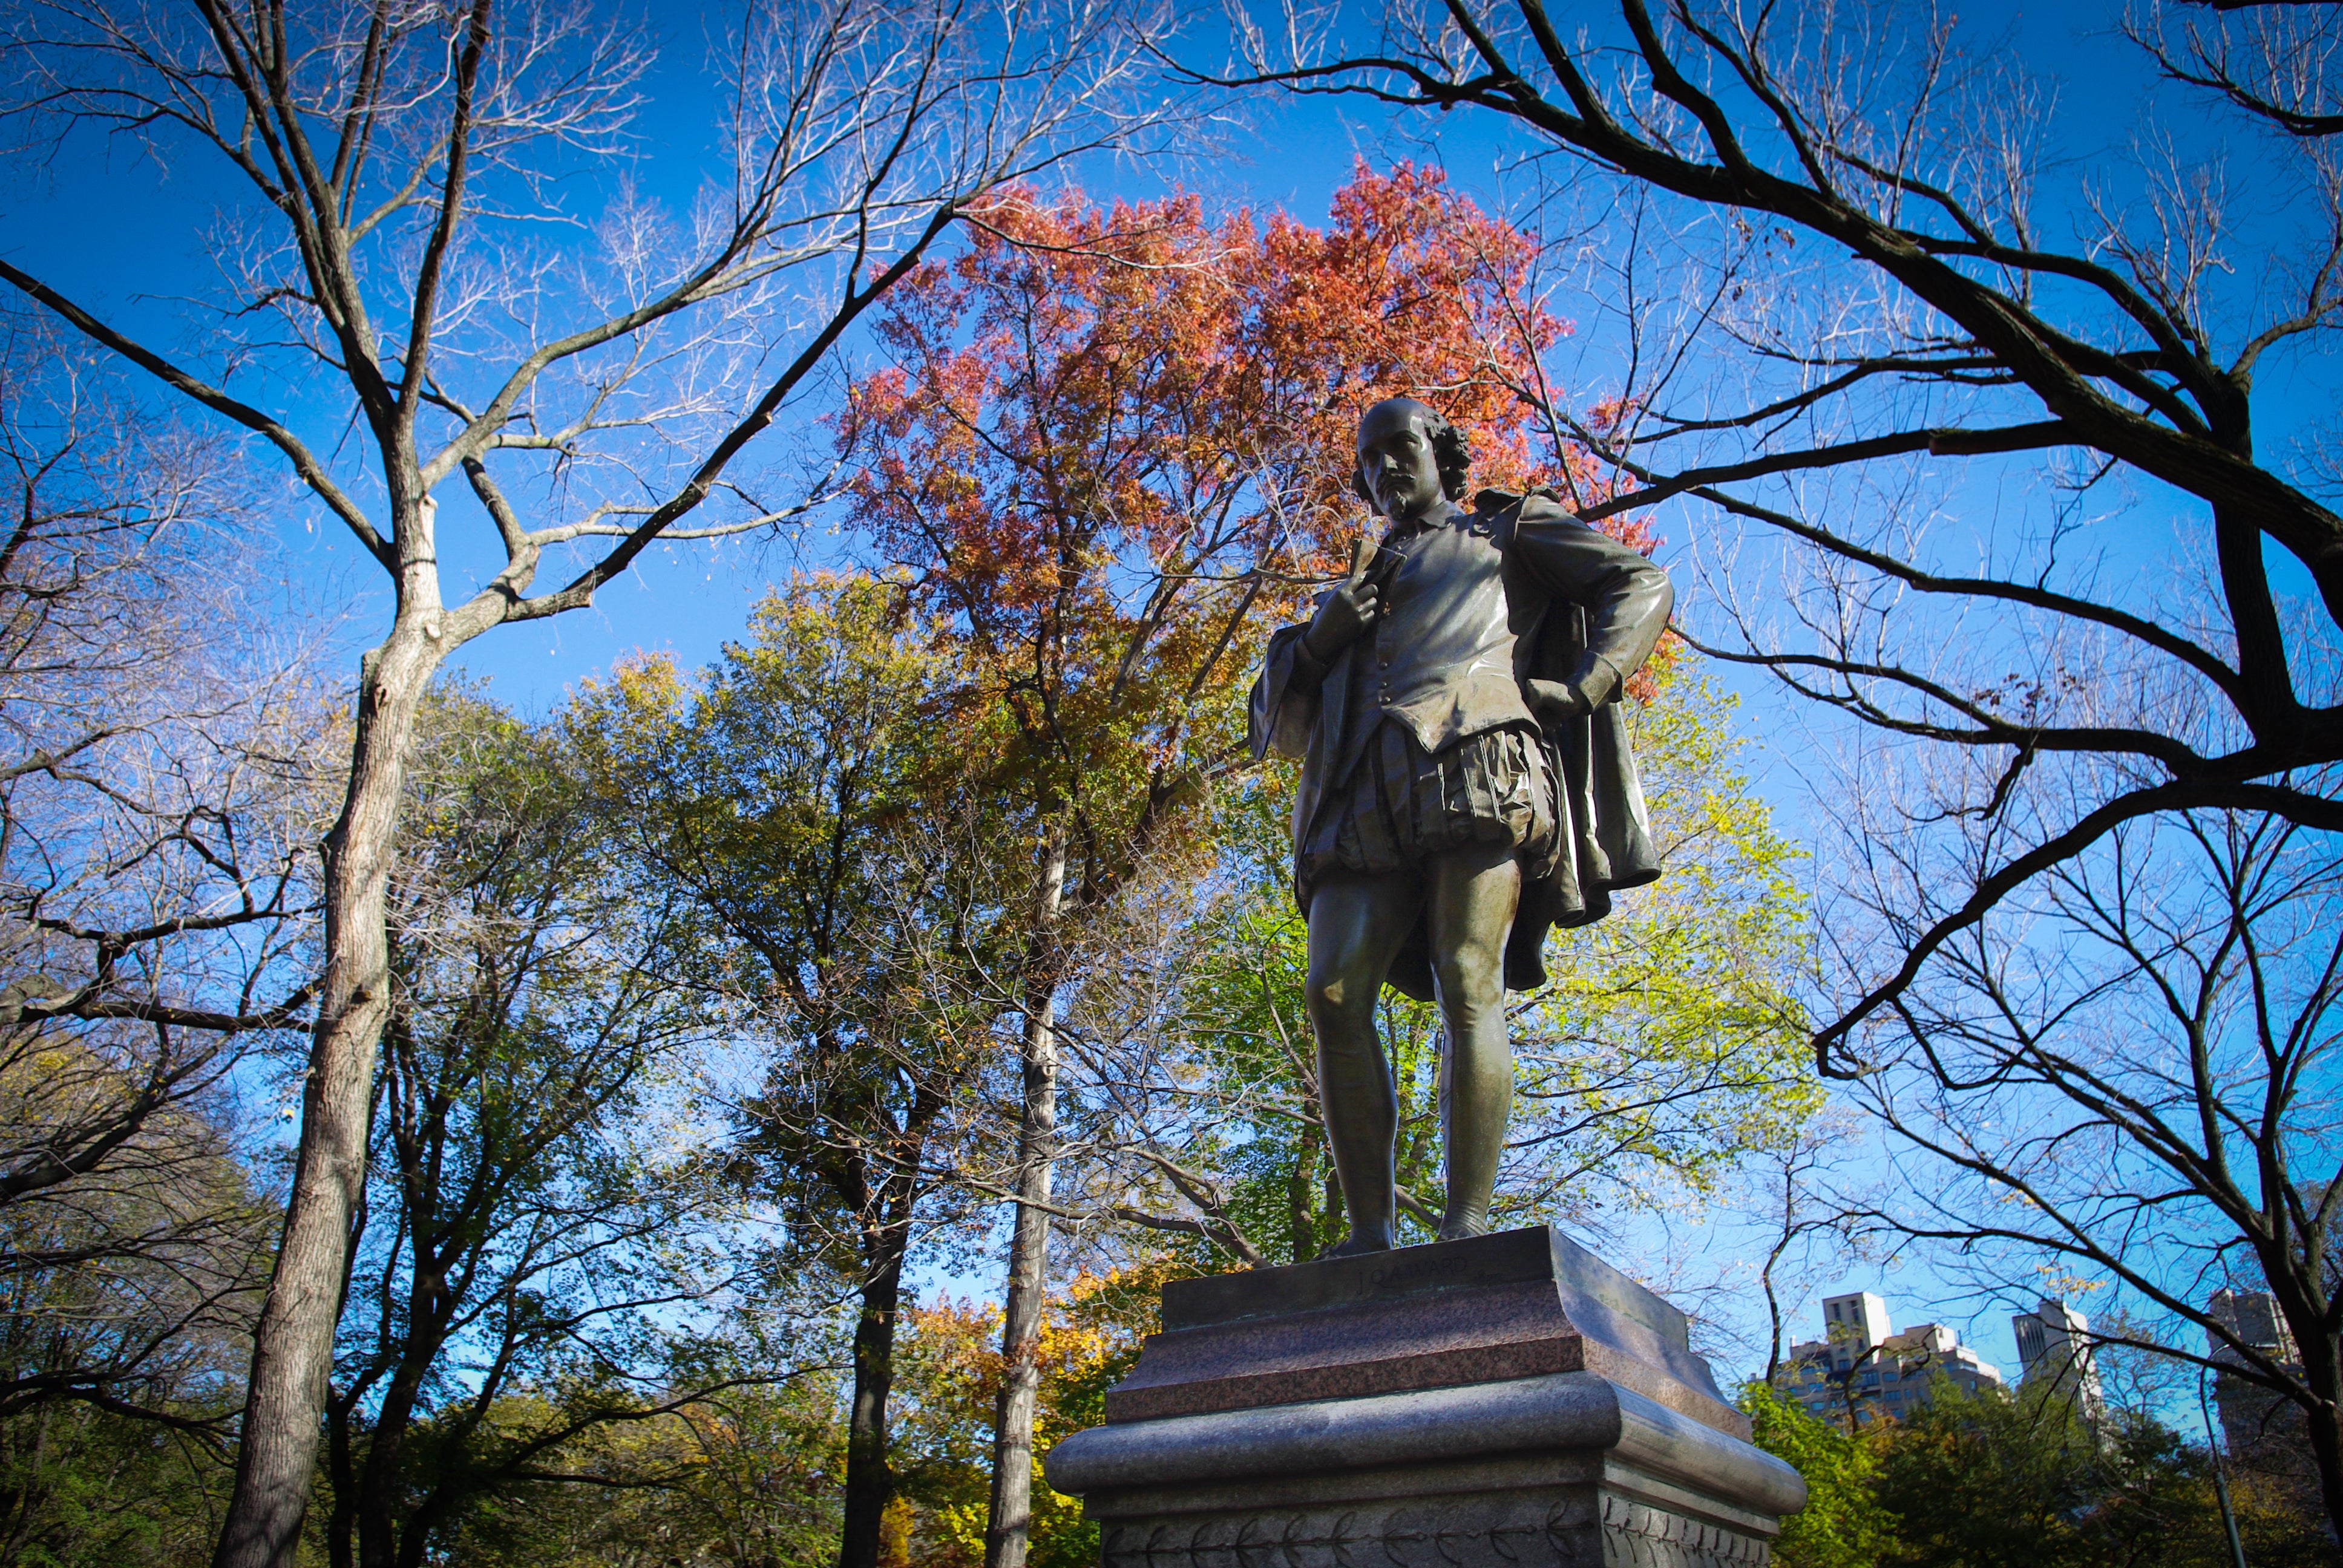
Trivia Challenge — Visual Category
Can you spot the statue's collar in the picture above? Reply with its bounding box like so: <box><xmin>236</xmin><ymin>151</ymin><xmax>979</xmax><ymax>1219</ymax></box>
<box><xmin>1377</xmin><ymin>501</ymin><xmax>1462</xmax><ymax>549</ymax></box>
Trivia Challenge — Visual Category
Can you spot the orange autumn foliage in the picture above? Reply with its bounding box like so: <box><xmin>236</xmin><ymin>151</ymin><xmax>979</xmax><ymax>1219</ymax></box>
<box><xmin>837</xmin><ymin>167</ymin><xmax>1671</xmax><ymax>1568</ymax></box>
<box><xmin>839</xmin><ymin>161</ymin><xmax>1649</xmax><ymax>876</ymax></box>
<box><xmin>887</xmin><ymin>1263</ymin><xmax>1191</xmax><ymax>1568</ymax></box>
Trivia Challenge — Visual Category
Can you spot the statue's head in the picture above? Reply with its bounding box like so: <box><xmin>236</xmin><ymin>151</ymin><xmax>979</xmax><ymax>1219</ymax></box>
<box><xmin>1353</xmin><ymin>397</ymin><xmax>1472</xmax><ymax>522</ymax></box>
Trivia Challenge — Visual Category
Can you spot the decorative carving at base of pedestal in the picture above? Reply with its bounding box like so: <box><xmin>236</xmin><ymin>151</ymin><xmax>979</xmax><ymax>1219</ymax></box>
<box><xmin>1044</xmin><ymin>1230</ymin><xmax>1804</xmax><ymax>1568</ymax></box>
<box><xmin>1599</xmin><ymin>1494</ymin><xmax>1774</xmax><ymax>1568</ymax></box>
<box><xmin>1096</xmin><ymin>1487</ymin><xmax>1773</xmax><ymax>1568</ymax></box>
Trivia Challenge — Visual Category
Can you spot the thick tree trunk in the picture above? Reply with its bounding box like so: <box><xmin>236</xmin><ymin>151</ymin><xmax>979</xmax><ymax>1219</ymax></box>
<box><xmin>2258</xmin><ymin>1241</ymin><xmax>2343</xmax><ymax>1543</ymax></box>
<box><xmin>2307</xmin><ymin>1397</ymin><xmax>2343</xmax><ymax>1547</ymax></box>
<box><xmin>214</xmin><ymin>624</ymin><xmax>444</xmax><ymax>1568</ymax></box>
<box><xmin>985</xmin><ymin>837</ymin><xmax>1066</xmax><ymax>1568</ymax></box>
<box><xmin>324</xmin><ymin>1383</ymin><xmax>363</xmax><ymax>1568</ymax></box>
<box><xmin>2287</xmin><ymin>1322</ymin><xmax>2343</xmax><ymax>1545</ymax></box>
<box><xmin>838</xmin><ymin>1228</ymin><xmax>911</xmax><ymax>1568</ymax></box>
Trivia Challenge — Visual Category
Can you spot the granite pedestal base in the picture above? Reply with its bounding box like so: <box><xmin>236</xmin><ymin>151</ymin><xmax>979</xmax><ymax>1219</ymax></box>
<box><xmin>1043</xmin><ymin>1228</ymin><xmax>1804</xmax><ymax>1568</ymax></box>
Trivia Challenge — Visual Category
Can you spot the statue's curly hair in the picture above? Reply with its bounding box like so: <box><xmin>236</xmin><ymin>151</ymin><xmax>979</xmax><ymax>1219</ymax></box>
<box><xmin>1351</xmin><ymin>402</ymin><xmax>1473</xmax><ymax>505</ymax></box>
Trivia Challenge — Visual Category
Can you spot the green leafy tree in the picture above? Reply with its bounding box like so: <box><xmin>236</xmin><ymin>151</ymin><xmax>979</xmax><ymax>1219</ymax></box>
<box><xmin>322</xmin><ymin>687</ymin><xmax>756</xmax><ymax>1568</ymax></box>
<box><xmin>1113</xmin><ymin>656</ymin><xmax>1818</xmax><ymax>1262</ymax></box>
<box><xmin>1515</xmin><ymin>669</ymin><xmax>1818</xmax><ymax>1216</ymax></box>
<box><xmin>437</xmin><ymin>1377</ymin><xmax>847</xmax><ymax>1568</ymax></box>
<box><xmin>1875</xmin><ymin>1380</ymin><xmax>2241</xmax><ymax>1568</ymax></box>
<box><xmin>1750</xmin><ymin>1371</ymin><xmax>2316</xmax><ymax>1568</ymax></box>
<box><xmin>569</xmin><ymin>577</ymin><xmax>1011</xmax><ymax>1568</ymax></box>
<box><xmin>0</xmin><ymin>1396</ymin><xmax>236</xmax><ymax>1568</ymax></box>
<box><xmin>1740</xmin><ymin>1383</ymin><xmax>1902</xmax><ymax>1568</ymax></box>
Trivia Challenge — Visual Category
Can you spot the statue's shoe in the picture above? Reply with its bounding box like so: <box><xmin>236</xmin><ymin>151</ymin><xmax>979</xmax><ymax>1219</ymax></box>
<box><xmin>1315</xmin><ymin>1233</ymin><xmax>1395</xmax><ymax>1259</ymax></box>
<box><xmin>1435</xmin><ymin>1214</ymin><xmax>1490</xmax><ymax>1243</ymax></box>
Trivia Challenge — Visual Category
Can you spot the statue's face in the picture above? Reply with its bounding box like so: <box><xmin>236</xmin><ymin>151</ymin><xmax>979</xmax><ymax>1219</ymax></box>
<box><xmin>1355</xmin><ymin>403</ymin><xmax>1446</xmax><ymax>524</ymax></box>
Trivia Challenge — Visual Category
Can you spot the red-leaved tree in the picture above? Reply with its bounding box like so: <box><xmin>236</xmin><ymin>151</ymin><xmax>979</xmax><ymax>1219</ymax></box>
<box><xmin>840</xmin><ymin>162</ymin><xmax>1639</xmax><ymax>1568</ymax></box>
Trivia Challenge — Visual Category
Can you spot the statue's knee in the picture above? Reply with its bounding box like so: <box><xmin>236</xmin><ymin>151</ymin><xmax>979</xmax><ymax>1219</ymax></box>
<box><xmin>1431</xmin><ymin>949</ymin><xmax>1502</xmax><ymax>1010</ymax></box>
<box><xmin>1308</xmin><ymin>972</ymin><xmax>1373</xmax><ymax>1027</ymax></box>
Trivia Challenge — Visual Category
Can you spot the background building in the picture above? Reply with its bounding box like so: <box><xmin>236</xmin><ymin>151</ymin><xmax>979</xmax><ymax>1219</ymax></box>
<box><xmin>1778</xmin><ymin>1292</ymin><xmax>2005</xmax><ymax>1425</ymax></box>
<box><xmin>2012</xmin><ymin>1298</ymin><xmax>2105</xmax><ymax>1421</ymax></box>
<box><xmin>2209</xmin><ymin>1288</ymin><xmax>2316</xmax><ymax>1501</ymax></box>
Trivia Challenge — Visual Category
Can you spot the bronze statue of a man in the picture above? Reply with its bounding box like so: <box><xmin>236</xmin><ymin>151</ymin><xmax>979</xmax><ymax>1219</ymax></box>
<box><xmin>1248</xmin><ymin>397</ymin><xmax>1673</xmax><ymax>1256</ymax></box>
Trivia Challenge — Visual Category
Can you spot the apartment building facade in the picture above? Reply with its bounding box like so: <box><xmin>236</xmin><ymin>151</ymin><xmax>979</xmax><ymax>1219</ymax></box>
<box><xmin>2012</xmin><ymin>1297</ymin><xmax>2105</xmax><ymax>1421</ymax></box>
<box><xmin>1778</xmin><ymin>1290</ymin><xmax>2005</xmax><ymax>1425</ymax></box>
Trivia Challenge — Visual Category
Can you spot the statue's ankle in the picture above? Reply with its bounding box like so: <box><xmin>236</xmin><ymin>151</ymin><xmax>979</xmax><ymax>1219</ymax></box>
<box><xmin>1318</xmin><ymin>1230</ymin><xmax>1394</xmax><ymax>1259</ymax></box>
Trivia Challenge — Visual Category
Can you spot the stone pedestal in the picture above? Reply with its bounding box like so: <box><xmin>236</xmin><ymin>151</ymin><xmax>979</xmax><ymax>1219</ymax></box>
<box><xmin>1043</xmin><ymin>1227</ymin><xmax>1805</xmax><ymax>1568</ymax></box>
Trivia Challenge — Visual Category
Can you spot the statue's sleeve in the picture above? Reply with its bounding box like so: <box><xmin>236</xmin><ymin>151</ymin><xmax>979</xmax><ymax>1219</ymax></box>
<box><xmin>1248</xmin><ymin>619</ymin><xmax>1326</xmax><ymax>760</ymax></box>
<box><xmin>1512</xmin><ymin>500</ymin><xmax>1674</xmax><ymax>708</ymax></box>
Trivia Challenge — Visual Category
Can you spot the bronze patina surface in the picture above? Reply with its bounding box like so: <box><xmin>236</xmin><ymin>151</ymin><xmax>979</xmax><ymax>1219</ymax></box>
<box><xmin>1248</xmin><ymin>398</ymin><xmax>1674</xmax><ymax>1253</ymax></box>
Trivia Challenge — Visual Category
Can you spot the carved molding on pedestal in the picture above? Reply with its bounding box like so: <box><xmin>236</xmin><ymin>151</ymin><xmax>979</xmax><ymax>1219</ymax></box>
<box><xmin>1096</xmin><ymin>1492</ymin><xmax>1773</xmax><ymax>1568</ymax></box>
<box><xmin>1599</xmin><ymin>1496</ymin><xmax>1772</xmax><ymax>1568</ymax></box>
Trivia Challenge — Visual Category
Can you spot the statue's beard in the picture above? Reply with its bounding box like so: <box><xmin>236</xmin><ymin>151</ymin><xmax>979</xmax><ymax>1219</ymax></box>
<box><xmin>1377</xmin><ymin>474</ymin><xmax>1433</xmax><ymax>518</ymax></box>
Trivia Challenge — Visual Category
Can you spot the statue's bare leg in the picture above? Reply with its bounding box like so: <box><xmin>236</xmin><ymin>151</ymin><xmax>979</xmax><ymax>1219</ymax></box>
<box><xmin>1424</xmin><ymin>838</ymin><xmax>1521</xmax><ymax>1241</ymax></box>
<box><xmin>1304</xmin><ymin>870</ymin><xmax>1423</xmax><ymax>1256</ymax></box>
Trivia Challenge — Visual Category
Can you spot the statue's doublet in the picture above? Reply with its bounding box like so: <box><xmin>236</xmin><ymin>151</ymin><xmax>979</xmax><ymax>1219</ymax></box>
<box><xmin>1328</xmin><ymin>506</ymin><xmax>1536</xmax><ymax>787</ymax></box>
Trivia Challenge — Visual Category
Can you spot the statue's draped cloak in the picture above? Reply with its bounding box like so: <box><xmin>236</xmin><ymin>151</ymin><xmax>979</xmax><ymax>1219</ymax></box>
<box><xmin>1248</xmin><ymin>488</ymin><xmax>1673</xmax><ymax>1001</ymax></box>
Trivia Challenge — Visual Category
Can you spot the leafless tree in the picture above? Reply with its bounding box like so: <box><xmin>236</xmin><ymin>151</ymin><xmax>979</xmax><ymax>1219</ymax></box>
<box><xmin>1195</xmin><ymin>0</ymin><xmax>2343</xmax><ymax>1532</ymax></box>
<box><xmin>1737</xmin><ymin>1117</ymin><xmax>1881</xmax><ymax>1388</ymax></box>
<box><xmin>1830</xmin><ymin>788</ymin><xmax>2343</xmax><ymax>1503</ymax></box>
<box><xmin>0</xmin><ymin>312</ymin><xmax>324</xmax><ymax>1437</ymax></box>
<box><xmin>0</xmin><ymin>3</ymin><xmax>1171</xmax><ymax>1560</ymax></box>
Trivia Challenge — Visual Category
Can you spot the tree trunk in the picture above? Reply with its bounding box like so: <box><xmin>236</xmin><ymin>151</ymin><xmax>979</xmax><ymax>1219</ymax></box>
<box><xmin>839</xmin><ymin>1227</ymin><xmax>912</xmax><ymax>1568</ymax></box>
<box><xmin>2287</xmin><ymin>1350</ymin><xmax>2343</xmax><ymax>1537</ymax></box>
<box><xmin>356</xmin><ymin>1350</ymin><xmax>434</xmax><ymax>1568</ymax></box>
<box><xmin>984</xmin><ymin>835</ymin><xmax>1066</xmax><ymax>1568</ymax></box>
<box><xmin>324</xmin><ymin>1388</ymin><xmax>360</xmax><ymax>1568</ymax></box>
<box><xmin>214</xmin><ymin>624</ymin><xmax>444</xmax><ymax>1568</ymax></box>
<box><xmin>2261</xmin><ymin>1240</ymin><xmax>2343</xmax><ymax>1543</ymax></box>
<box><xmin>1287</xmin><ymin>1129</ymin><xmax>1317</xmax><ymax>1264</ymax></box>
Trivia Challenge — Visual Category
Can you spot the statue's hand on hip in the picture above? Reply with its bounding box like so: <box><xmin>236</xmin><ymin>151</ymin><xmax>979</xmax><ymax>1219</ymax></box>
<box><xmin>1524</xmin><ymin>678</ymin><xmax>1591</xmax><ymax>728</ymax></box>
